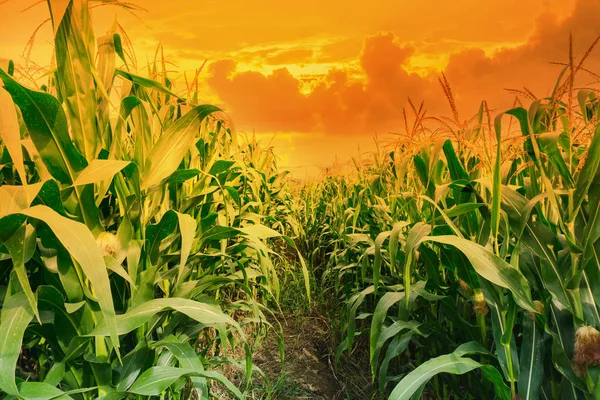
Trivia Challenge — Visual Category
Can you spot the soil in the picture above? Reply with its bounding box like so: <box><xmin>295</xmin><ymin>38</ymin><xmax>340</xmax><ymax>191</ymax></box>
<box><xmin>252</xmin><ymin>313</ymin><xmax>344</xmax><ymax>399</ymax></box>
<box><xmin>212</xmin><ymin>312</ymin><xmax>375</xmax><ymax>399</ymax></box>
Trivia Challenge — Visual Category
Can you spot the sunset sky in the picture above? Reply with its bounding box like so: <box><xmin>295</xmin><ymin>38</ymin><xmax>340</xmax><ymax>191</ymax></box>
<box><xmin>2</xmin><ymin>0</ymin><xmax>599</xmax><ymax>176</ymax></box>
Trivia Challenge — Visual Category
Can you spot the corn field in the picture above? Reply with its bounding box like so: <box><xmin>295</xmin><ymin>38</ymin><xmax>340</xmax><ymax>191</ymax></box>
<box><xmin>1</xmin><ymin>1</ymin><xmax>600</xmax><ymax>399</ymax></box>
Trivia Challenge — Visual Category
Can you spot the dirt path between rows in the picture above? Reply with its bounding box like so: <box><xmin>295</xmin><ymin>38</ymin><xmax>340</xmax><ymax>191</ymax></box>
<box><xmin>253</xmin><ymin>314</ymin><xmax>344</xmax><ymax>399</ymax></box>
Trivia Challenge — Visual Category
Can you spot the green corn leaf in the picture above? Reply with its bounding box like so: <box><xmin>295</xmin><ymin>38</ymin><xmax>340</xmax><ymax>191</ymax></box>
<box><xmin>0</xmin><ymin>70</ymin><xmax>87</xmax><ymax>184</ymax></box>
<box><xmin>389</xmin><ymin>354</ymin><xmax>480</xmax><ymax>400</ymax></box>
<box><xmin>438</xmin><ymin>203</ymin><xmax>485</xmax><ymax>221</ymax></box>
<box><xmin>199</xmin><ymin>225</ymin><xmax>242</xmax><ymax>243</ymax></box>
<box><xmin>32</xmin><ymin>179</ymin><xmax>67</xmax><ymax>216</ymax></box>
<box><xmin>165</xmin><ymin>169</ymin><xmax>201</xmax><ymax>184</ymax></box>
<box><xmin>370</xmin><ymin>291</ymin><xmax>404</xmax><ymax>376</ymax></box>
<box><xmin>281</xmin><ymin>235</ymin><xmax>312</xmax><ymax>303</ymax></box>
<box><xmin>115</xmin><ymin>69</ymin><xmax>178</xmax><ymax>97</ymax></box>
<box><xmin>4</xmin><ymin>224</ymin><xmax>39</xmax><ymax>322</ymax></box>
<box><xmin>96</xmin><ymin>21</ymin><xmax>118</xmax><ymax>142</ymax></box>
<box><xmin>47</xmin><ymin>0</ymin><xmax>71</xmax><ymax>33</ymax></box>
<box><xmin>372</xmin><ymin>320</ymin><xmax>421</xmax><ymax>373</ymax></box>
<box><xmin>0</xmin><ymin>292</ymin><xmax>35</xmax><ymax>396</ymax></box>
<box><xmin>239</xmin><ymin>223</ymin><xmax>281</xmax><ymax>239</ymax></box>
<box><xmin>501</xmin><ymin>186</ymin><xmax>572</xmax><ymax>311</ymax></box>
<box><xmin>128</xmin><ymin>366</ymin><xmax>243</xmax><ymax>399</ymax></box>
<box><xmin>426</xmin><ymin>235</ymin><xmax>535</xmax><ymax>311</ymax></box>
<box><xmin>346</xmin><ymin>285</ymin><xmax>374</xmax><ymax>352</ymax></box>
<box><xmin>17</xmin><ymin>381</ymin><xmax>74</xmax><ymax>400</ymax></box>
<box><xmin>388</xmin><ymin>222</ymin><xmax>407</xmax><ymax>276</ymax></box>
<box><xmin>52</xmin><ymin>0</ymin><xmax>99</xmax><ymax>160</ymax></box>
<box><xmin>0</xmin><ymin>183</ymin><xmax>44</xmax><ymax>217</ymax></box>
<box><xmin>481</xmin><ymin>365</ymin><xmax>512</xmax><ymax>400</ymax></box>
<box><xmin>0</xmin><ymin>71</ymin><xmax>102</xmax><ymax>232</ymax></box>
<box><xmin>492</xmin><ymin>112</ymin><xmax>504</xmax><ymax>250</ymax></box>
<box><xmin>36</xmin><ymin>286</ymin><xmax>82</xmax><ymax>354</ymax></box>
<box><xmin>114</xmin><ymin>341</ymin><xmax>151</xmax><ymax>392</ymax></box>
<box><xmin>443</xmin><ymin>140</ymin><xmax>469</xmax><ymax>181</ymax></box>
<box><xmin>17</xmin><ymin>206</ymin><xmax>118</xmax><ymax>348</ymax></box>
<box><xmin>373</xmin><ymin>230</ymin><xmax>391</xmax><ymax>295</ymax></box>
<box><xmin>88</xmin><ymin>297</ymin><xmax>239</xmax><ymax>336</ymax></box>
<box><xmin>96</xmin><ymin>393</ymin><xmax>128</xmax><ymax>400</ymax></box>
<box><xmin>518</xmin><ymin>315</ymin><xmax>545</xmax><ymax>400</ymax></box>
<box><xmin>124</xmin><ymin>367</ymin><xmax>184</xmax><ymax>397</ymax></box>
<box><xmin>403</xmin><ymin>222</ymin><xmax>431</xmax><ymax>313</ymax></box>
<box><xmin>389</xmin><ymin>342</ymin><xmax>497</xmax><ymax>400</ymax></box>
<box><xmin>413</xmin><ymin>154</ymin><xmax>429</xmax><ymax>188</ymax></box>
<box><xmin>176</xmin><ymin>212</ymin><xmax>197</xmax><ymax>284</ymax></box>
<box><xmin>146</xmin><ymin>210</ymin><xmax>178</xmax><ymax>265</ymax></box>
<box><xmin>208</xmin><ymin>159</ymin><xmax>236</xmax><ymax>176</ymax></box>
<box><xmin>43</xmin><ymin>361</ymin><xmax>66</xmax><ymax>386</ymax></box>
<box><xmin>152</xmin><ymin>336</ymin><xmax>208</xmax><ymax>396</ymax></box>
<box><xmin>572</xmin><ymin>124</ymin><xmax>600</xmax><ymax>220</ymax></box>
<box><xmin>140</xmin><ymin>104</ymin><xmax>221</xmax><ymax>190</ymax></box>
<box><xmin>0</xmin><ymin>86</ymin><xmax>26</xmax><ymax>183</ymax></box>
<box><xmin>72</xmin><ymin>159</ymin><xmax>130</xmax><ymax>186</ymax></box>
<box><xmin>538</xmin><ymin>132</ymin><xmax>574</xmax><ymax>187</ymax></box>
<box><xmin>378</xmin><ymin>331</ymin><xmax>416</xmax><ymax>393</ymax></box>
<box><xmin>347</xmin><ymin>285</ymin><xmax>374</xmax><ymax>352</ymax></box>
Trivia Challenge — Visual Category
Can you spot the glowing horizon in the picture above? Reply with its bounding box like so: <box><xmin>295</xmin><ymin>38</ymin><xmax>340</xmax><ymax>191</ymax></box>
<box><xmin>3</xmin><ymin>0</ymin><xmax>599</xmax><ymax>177</ymax></box>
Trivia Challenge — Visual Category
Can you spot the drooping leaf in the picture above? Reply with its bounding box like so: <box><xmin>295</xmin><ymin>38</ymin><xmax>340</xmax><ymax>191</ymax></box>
<box><xmin>17</xmin><ymin>206</ymin><xmax>118</xmax><ymax>347</ymax></box>
<box><xmin>115</xmin><ymin>69</ymin><xmax>178</xmax><ymax>97</ymax></box>
<box><xmin>128</xmin><ymin>366</ymin><xmax>242</xmax><ymax>399</ymax></box>
<box><xmin>425</xmin><ymin>235</ymin><xmax>535</xmax><ymax>311</ymax></box>
<box><xmin>88</xmin><ymin>297</ymin><xmax>238</xmax><ymax>336</ymax></box>
<box><xmin>389</xmin><ymin>342</ymin><xmax>488</xmax><ymax>400</ymax></box>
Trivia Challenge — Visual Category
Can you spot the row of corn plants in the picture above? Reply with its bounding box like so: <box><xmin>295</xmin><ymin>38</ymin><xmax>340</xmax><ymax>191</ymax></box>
<box><xmin>0</xmin><ymin>1</ymin><xmax>309</xmax><ymax>399</ymax></box>
<box><xmin>297</xmin><ymin>68</ymin><xmax>600</xmax><ymax>398</ymax></box>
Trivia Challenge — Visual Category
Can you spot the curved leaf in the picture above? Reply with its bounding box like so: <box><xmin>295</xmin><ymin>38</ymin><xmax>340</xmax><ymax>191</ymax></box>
<box><xmin>426</xmin><ymin>235</ymin><xmax>535</xmax><ymax>311</ymax></box>
<box><xmin>389</xmin><ymin>342</ymin><xmax>491</xmax><ymax>400</ymax></box>
<box><xmin>18</xmin><ymin>206</ymin><xmax>118</xmax><ymax>347</ymax></box>
<box><xmin>88</xmin><ymin>297</ymin><xmax>238</xmax><ymax>336</ymax></box>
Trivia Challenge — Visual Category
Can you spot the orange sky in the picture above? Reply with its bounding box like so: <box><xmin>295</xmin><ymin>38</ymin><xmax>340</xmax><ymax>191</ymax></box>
<box><xmin>2</xmin><ymin>0</ymin><xmax>599</xmax><ymax>177</ymax></box>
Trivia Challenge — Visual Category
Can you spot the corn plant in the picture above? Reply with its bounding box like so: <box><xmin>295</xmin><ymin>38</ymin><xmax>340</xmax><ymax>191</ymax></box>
<box><xmin>0</xmin><ymin>1</ymin><xmax>309</xmax><ymax>399</ymax></box>
<box><xmin>297</xmin><ymin>67</ymin><xmax>600</xmax><ymax>399</ymax></box>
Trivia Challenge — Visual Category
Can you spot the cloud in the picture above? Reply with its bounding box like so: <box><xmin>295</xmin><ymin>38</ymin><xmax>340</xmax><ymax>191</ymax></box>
<box><xmin>205</xmin><ymin>0</ymin><xmax>600</xmax><ymax>136</ymax></box>
<box><xmin>208</xmin><ymin>33</ymin><xmax>437</xmax><ymax>135</ymax></box>
<box><xmin>208</xmin><ymin>60</ymin><xmax>314</xmax><ymax>132</ymax></box>
<box><xmin>444</xmin><ymin>0</ymin><xmax>600</xmax><ymax>112</ymax></box>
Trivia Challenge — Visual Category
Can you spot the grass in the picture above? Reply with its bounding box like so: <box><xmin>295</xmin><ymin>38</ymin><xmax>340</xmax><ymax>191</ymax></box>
<box><xmin>2</xmin><ymin>1</ymin><xmax>600</xmax><ymax>400</ymax></box>
<box><xmin>245</xmin><ymin>372</ymin><xmax>320</xmax><ymax>400</ymax></box>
